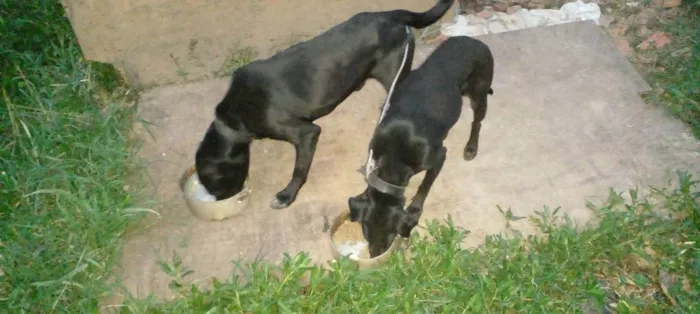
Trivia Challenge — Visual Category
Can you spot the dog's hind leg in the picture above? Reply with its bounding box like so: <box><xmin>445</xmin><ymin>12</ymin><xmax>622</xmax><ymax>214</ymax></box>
<box><xmin>463</xmin><ymin>91</ymin><xmax>488</xmax><ymax>161</ymax></box>
<box><xmin>269</xmin><ymin>120</ymin><xmax>322</xmax><ymax>209</ymax></box>
<box><xmin>405</xmin><ymin>146</ymin><xmax>447</xmax><ymax>222</ymax></box>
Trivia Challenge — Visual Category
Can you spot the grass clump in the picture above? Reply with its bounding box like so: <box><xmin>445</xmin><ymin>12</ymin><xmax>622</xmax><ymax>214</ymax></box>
<box><xmin>122</xmin><ymin>171</ymin><xmax>699</xmax><ymax>313</ymax></box>
<box><xmin>1</xmin><ymin>0</ymin><xmax>144</xmax><ymax>311</ymax></box>
<box><xmin>639</xmin><ymin>2</ymin><xmax>700</xmax><ymax>138</ymax></box>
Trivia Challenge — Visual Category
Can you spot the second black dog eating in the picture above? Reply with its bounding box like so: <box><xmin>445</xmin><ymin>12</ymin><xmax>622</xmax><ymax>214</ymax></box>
<box><xmin>349</xmin><ymin>36</ymin><xmax>495</xmax><ymax>258</ymax></box>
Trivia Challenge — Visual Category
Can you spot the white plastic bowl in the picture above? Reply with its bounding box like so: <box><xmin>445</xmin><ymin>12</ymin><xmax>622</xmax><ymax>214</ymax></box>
<box><xmin>329</xmin><ymin>210</ymin><xmax>406</xmax><ymax>269</ymax></box>
<box><xmin>179</xmin><ymin>164</ymin><xmax>252</xmax><ymax>221</ymax></box>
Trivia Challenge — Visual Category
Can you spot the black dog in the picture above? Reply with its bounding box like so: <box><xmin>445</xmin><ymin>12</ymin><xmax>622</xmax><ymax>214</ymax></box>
<box><xmin>348</xmin><ymin>36</ymin><xmax>494</xmax><ymax>257</ymax></box>
<box><xmin>195</xmin><ymin>0</ymin><xmax>455</xmax><ymax>209</ymax></box>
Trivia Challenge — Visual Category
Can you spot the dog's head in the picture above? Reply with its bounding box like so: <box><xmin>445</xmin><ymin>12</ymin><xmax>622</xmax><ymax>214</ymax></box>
<box><xmin>348</xmin><ymin>187</ymin><xmax>418</xmax><ymax>257</ymax></box>
<box><xmin>194</xmin><ymin>119</ymin><xmax>250</xmax><ymax>200</ymax></box>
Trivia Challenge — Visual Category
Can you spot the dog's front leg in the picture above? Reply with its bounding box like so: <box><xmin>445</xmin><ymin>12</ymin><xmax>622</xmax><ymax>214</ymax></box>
<box><xmin>406</xmin><ymin>146</ymin><xmax>447</xmax><ymax>220</ymax></box>
<box><xmin>270</xmin><ymin>122</ymin><xmax>322</xmax><ymax>209</ymax></box>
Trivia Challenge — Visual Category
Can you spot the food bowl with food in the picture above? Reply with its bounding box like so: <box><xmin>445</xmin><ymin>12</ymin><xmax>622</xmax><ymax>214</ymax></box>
<box><xmin>179</xmin><ymin>164</ymin><xmax>252</xmax><ymax>221</ymax></box>
<box><xmin>329</xmin><ymin>210</ymin><xmax>407</xmax><ymax>269</ymax></box>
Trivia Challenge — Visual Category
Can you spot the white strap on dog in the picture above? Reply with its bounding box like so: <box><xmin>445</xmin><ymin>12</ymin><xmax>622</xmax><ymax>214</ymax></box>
<box><xmin>365</xmin><ymin>26</ymin><xmax>412</xmax><ymax>178</ymax></box>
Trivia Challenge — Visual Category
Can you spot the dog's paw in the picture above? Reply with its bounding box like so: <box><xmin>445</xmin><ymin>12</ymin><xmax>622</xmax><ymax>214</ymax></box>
<box><xmin>270</xmin><ymin>194</ymin><xmax>293</xmax><ymax>209</ymax></box>
<box><xmin>463</xmin><ymin>147</ymin><xmax>478</xmax><ymax>161</ymax></box>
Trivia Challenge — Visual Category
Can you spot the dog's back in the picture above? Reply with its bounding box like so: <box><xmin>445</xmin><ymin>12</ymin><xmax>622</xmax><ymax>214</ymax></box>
<box><xmin>417</xmin><ymin>36</ymin><xmax>494</xmax><ymax>88</ymax></box>
<box><xmin>382</xmin><ymin>36</ymin><xmax>494</xmax><ymax>137</ymax></box>
<box><xmin>370</xmin><ymin>35</ymin><xmax>494</xmax><ymax>171</ymax></box>
<box><xmin>222</xmin><ymin>0</ymin><xmax>456</xmax><ymax>121</ymax></box>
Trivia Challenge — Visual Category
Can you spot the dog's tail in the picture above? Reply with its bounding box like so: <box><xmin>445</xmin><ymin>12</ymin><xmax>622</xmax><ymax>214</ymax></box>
<box><xmin>392</xmin><ymin>0</ymin><xmax>455</xmax><ymax>29</ymax></box>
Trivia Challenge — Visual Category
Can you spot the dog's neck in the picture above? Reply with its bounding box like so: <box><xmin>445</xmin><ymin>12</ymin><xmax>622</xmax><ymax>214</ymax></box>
<box><xmin>213</xmin><ymin>117</ymin><xmax>252</xmax><ymax>143</ymax></box>
<box><xmin>365</xmin><ymin>156</ymin><xmax>414</xmax><ymax>197</ymax></box>
<box><xmin>367</xmin><ymin>185</ymin><xmax>405</xmax><ymax>206</ymax></box>
<box><xmin>366</xmin><ymin>169</ymin><xmax>406</xmax><ymax>197</ymax></box>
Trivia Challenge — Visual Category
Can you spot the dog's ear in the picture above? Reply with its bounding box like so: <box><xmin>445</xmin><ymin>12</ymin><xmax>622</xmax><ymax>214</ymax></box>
<box><xmin>393</xmin><ymin>209</ymin><xmax>418</xmax><ymax>238</ymax></box>
<box><xmin>348</xmin><ymin>195</ymin><xmax>369</xmax><ymax>222</ymax></box>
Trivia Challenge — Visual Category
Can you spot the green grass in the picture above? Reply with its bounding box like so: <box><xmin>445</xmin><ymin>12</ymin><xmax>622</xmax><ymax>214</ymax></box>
<box><xmin>638</xmin><ymin>1</ymin><xmax>700</xmax><ymax>138</ymax></box>
<box><xmin>120</xmin><ymin>172</ymin><xmax>699</xmax><ymax>313</ymax></box>
<box><xmin>1</xmin><ymin>0</ymin><xmax>145</xmax><ymax>311</ymax></box>
<box><xmin>0</xmin><ymin>1</ymin><xmax>698</xmax><ymax>313</ymax></box>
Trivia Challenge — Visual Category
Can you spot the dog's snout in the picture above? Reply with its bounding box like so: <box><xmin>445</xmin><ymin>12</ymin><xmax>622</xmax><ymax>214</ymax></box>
<box><xmin>348</xmin><ymin>197</ymin><xmax>362</xmax><ymax>221</ymax></box>
<box><xmin>368</xmin><ymin>239</ymin><xmax>391</xmax><ymax>258</ymax></box>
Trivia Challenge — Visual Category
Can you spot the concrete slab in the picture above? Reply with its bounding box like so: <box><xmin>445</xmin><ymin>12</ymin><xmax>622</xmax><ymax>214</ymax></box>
<box><xmin>115</xmin><ymin>21</ymin><xmax>699</xmax><ymax>301</ymax></box>
<box><xmin>60</xmin><ymin>0</ymin><xmax>455</xmax><ymax>88</ymax></box>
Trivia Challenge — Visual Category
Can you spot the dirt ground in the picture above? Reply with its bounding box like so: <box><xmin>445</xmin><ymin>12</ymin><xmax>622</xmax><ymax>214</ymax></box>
<box><xmin>103</xmin><ymin>21</ymin><xmax>699</xmax><ymax>305</ymax></box>
<box><xmin>60</xmin><ymin>0</ymin><xmax>456</xmax><ymax>88</ymax></box>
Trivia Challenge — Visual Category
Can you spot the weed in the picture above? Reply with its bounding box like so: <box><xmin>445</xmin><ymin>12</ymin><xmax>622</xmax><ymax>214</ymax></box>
<box><xmin>215</xmin><ymin>45</ymin><xmax>258</xmax><ymax>77</ymax></box>
<box><xmin>170</xmin><ymin>54</ymin><xmax>189</xmax><ymax>80</ymax></box>
<box><xmin>636</xmin><ymin>2</ymin><xmax>700</xmax><ymax>138</ymax></box>
<box><xmin>120</xmin><ymin>171</ymin><xmax>699</xmax><ymax>313</ymax></box>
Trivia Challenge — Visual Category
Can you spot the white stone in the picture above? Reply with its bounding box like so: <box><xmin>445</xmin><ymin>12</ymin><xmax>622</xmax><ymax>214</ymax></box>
<box><xmin>495</xmin><ymin>12</ymin><xmax>528</xmax><ymax>31</ymax></box>
<box><xmin>515</xmin><ymin>9</ymin><xmax>546</xmax><ymax>27</ymax></box>
<box><xmin>488</xmin><ymin>20</ymin><xmax>508</xmax><ymax>34</ymax></box>
<box><xmin>441</xmin><ymin>15</ymin><xmax>489</xmax><ymax>37</ymax></box>
<box><xmin>529</xmin><ymin>9</ymin><xmax>567</xmax><ymax>25</ymax></box>
<box><xmin>466</xmin><ymin>14</ymin><xmax>488</xmax><ymax>25</ymax></box>
<box><xmin>441</xmin><ymin>0</ymin><xmax>602</xmax><ymax>36</ymax></box>
<box><xmin>560</xmin><ymin>0</ymin><xmax>601</xmax><ymax>23</ymax></box>
<box><xmin>493</xmin><ymin>12</ymin><xmax>509</xmax><ymax>21</ymax></box>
